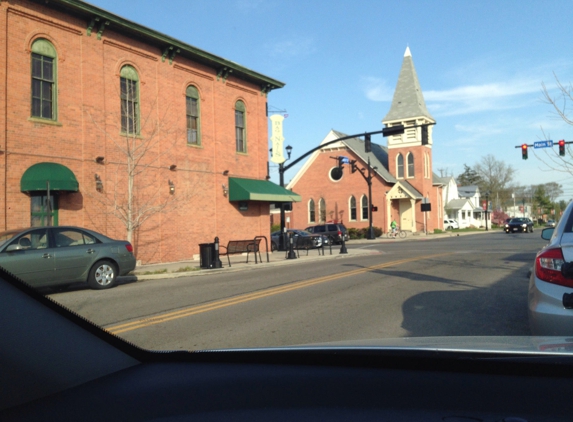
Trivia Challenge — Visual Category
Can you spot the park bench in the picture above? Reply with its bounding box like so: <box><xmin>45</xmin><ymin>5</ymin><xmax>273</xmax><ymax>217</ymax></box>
<box><xmin>219</xmin><ymin>238</ymin><xmax>263</xmax><ymax>267</ymax></box>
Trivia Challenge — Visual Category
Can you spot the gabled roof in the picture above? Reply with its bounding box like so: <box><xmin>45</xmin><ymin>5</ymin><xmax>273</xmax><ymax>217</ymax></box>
<box><xmin>398</xmin><ymin>180</ymin><xmax>423</xmax><ymax>199</ymax></box>
<box><xmin>383</xmin><ymin>47</ymin><xmax>434</xmax><ymax>123</ymax></box>
<box><xmin>458</xmin><ymin>185</ymin><xmax>480</xmax><ymax>197</ymax></box>
<box><xmin>445</xmin><ymin>198</ymin><xmax>474</xmax><ymax>210</ymax></box>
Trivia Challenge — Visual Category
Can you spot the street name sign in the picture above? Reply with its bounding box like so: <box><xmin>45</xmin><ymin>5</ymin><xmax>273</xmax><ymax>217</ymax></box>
<box><xmin>534</xmin><ymin>140</ymin><xmax>553</xmax><ymax>149</ymax></box>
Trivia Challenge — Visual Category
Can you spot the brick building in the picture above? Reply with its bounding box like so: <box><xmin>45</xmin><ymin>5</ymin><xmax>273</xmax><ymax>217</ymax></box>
<box><xmin>286</xmin><ymin>47</ymin><xmax>444</xmax><ymax>234</ymax></box>
<box><xmin>0</xmin><ymin>0</ymin><xmax>294</xmax><ymax>264</ymax></box>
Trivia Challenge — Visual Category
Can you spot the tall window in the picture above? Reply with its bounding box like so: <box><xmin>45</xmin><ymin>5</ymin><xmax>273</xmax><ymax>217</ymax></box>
<box><xmin>31</xmin><ymin>39</ymin><xmax>57</xmax><ymax>120</ymax></box>
<box><xmin>397</xmin><ymin>153</ymin><xmax>404</xmax><ymax>178</ymax></box>
<box><xmin>319</xmin><ymin>198</ymin><xmax>326</xmax><ymax>223</ymax></box>
<box><xmin>120</xmin><ymin>65</ymin><xmax>139</xmax><ymax>134</ymax></box>
<box><xmin>235</xmin><ymin>100</ymin><xmax>246</xmax><ymax>153</ymax></box>
<box><xmin>424</xmin><ymin>153</ymin><xmax>430</xmax><ymax>178</ymax></box>
<box><xmin>186</xmin><ymin>86</ymin><xmax>200</xmax><ymax>145</ymax></box>
<box><xmin>407</xmin><ymin>153</ymin><xmax>414</xmax><ymax>178</ymax></box>
<box><xmin>349</xmin><ymin>196</ymin><xmax>357</xmax><ymax>221</ymax></box>
<box><xmin>308</xmin><ymin>199</ymin><xmax>316</xmax><ymax>223</ymax></box>
<box><xmin>361</xmin><ymin>195</ymin><xmax>368</xmax><ymax>220</ymax></box>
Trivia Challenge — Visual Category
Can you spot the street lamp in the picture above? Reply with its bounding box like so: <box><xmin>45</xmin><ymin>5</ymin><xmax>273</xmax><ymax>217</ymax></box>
<box><xmin>485</xmin><ymin>192</ymin><xmax>489</xmax><ymax>231</ymax></box>
<box><xmin>278</xmin><ymin>145</ymin><xmax>293</xmax><ymax>251</ymax></box>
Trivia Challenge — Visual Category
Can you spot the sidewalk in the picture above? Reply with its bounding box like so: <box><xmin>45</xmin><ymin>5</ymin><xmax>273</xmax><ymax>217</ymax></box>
<box><xmin>125</xmin><ymin>229</ymin><xmax>495</xmax><ymax>282</ymax></box>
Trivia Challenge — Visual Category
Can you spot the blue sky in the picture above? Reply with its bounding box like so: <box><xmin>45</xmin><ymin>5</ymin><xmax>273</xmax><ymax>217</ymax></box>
<box><xmin>88</xmin><ymin>0</ymin><xmax>573</xmax><ymax>199</ymax></box>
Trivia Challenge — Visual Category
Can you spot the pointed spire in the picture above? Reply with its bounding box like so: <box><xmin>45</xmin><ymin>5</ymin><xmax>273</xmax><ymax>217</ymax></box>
<box><xmin>383</xmin><ymin>47</ymin><xmax>434</xmax><ymax>123</ymax></box>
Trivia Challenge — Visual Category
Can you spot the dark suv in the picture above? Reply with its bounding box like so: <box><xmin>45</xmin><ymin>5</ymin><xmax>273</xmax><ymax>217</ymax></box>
<box><xmin>305</xmin><ymin>223</ymin><xmax>349</xmax><ymax>244</ymax></box>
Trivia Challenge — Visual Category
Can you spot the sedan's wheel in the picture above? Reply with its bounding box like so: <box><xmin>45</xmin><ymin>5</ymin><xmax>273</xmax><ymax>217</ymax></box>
<box><xmin>88</xmin><ymin>260</ymin><xmax>117</xmax><ymax>290</ymax></box>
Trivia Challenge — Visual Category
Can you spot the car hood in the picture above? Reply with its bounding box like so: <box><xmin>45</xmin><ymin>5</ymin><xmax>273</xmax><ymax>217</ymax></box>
<box><xmin>204</xmin><ymin>336</ymin><xmax>573</xmax><ymax>355</ymax></box>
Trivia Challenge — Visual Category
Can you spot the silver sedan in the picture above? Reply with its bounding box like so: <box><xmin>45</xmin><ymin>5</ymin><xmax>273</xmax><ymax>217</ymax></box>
<box><xmin>528</xmin><ymin>202</ymin><xmax>573</xmax><ymax>335</ymax></box>
<box><xmin>0</xmin><ymin>226</ymin><xmax>136</xmax><ymax>290</ymax></box>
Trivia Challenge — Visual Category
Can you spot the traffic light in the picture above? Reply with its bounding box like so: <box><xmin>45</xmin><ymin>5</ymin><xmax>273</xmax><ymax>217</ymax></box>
<box><xmin>421</xmin><ymin>125</ymin><xmax>429</xmax><ymax>145</ymax></box>
<box><xmin>338</xmin><ymin>156</ymin><xmax>345</xmax><ymax>169</ymax></box>
<box><xmin>521</xmin><ymin>144</ymin><xmax>528</xmax><ymax>160</ymax></box>
<box><xmin>350</xmin><ymin>159</ymin><xmax>357</xmax><ymax>173</ymax></box>
<box><xmin>364</xmin><ymin>134</ymin><xmax>371</xmax><ymax>153</ymax></box>
<box><xmin>382</xmin><ymin>125</ymin><xmax>405</xmax><ymax>137</ymax></box>
<box><xmin>559</xmin><ymin>139</ymin><xmax>566</xmax><ymax>156</ymax></box>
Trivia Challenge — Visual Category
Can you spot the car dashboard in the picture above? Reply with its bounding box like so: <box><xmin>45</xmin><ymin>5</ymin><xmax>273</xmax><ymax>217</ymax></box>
<box><xmin>1</xmin><ymin>267</ymin><xmax>572</xmax><ymax>422</ymax></box>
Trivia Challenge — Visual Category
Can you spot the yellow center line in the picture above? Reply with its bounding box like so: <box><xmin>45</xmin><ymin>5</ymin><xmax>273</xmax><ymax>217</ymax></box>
<box><xmin>106</xmin><ymin>253</ymin><xmax>450</xmax><ymax>335</ymax></box>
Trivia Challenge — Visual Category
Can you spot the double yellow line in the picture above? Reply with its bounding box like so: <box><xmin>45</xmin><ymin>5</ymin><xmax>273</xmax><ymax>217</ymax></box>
<box><xmin>106</xmin><ymin>253</ymin><xmax>449</xmax><ymax>335</ymax></box>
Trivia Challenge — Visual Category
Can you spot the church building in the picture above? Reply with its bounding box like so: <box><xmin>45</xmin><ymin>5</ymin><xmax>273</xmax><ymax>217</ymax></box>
<box><xmin>286</xmin><ymin>47</ymin><xmax>444</xmax><ymax>234</ymax></box>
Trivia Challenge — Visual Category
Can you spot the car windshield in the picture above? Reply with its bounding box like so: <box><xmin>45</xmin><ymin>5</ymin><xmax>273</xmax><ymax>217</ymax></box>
<box><xmin>4</xmin><ymin>0</ymin><xmax>573</xmax><ymax>360</ymax></box>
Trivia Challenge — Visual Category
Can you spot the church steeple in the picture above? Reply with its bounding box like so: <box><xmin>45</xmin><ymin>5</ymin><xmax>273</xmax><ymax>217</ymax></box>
<box><xmin>383</xmin><ymin>47</ymin><xmax>434</xmax><ymax>123</ymax></box>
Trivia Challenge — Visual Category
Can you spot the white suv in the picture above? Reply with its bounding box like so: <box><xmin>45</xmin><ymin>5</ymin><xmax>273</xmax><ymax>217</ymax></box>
<box><xmin>444</xmin><ymin>219</ymin><xmax>459</xmax><ymax>230</ymax></box>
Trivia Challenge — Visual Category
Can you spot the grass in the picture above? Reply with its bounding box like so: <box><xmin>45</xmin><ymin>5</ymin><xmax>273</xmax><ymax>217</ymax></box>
<box><xmin>174</xmin><ymin>266</ymin><xmax>199</xmax><ymax>273</ymax></box>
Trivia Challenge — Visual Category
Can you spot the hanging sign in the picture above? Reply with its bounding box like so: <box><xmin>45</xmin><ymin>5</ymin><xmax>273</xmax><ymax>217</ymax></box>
<box><xmin>270</xmin><ymin>115</ymin><xmax>285</xmax><ymax>164</ymax></box>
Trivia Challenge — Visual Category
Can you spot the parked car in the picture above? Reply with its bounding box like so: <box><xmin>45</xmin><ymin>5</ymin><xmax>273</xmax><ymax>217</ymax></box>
<box><xmin>305</xmin><ymin>223</ymin><xmax>349</xmax><ymax>244</ymax></box>
<box><xmin>271</xmin><ymin>229</ymin><xmax>328</xmax><ymax>251</ymax></box>
<box><xmin>545</xmin><ymin>219</ymin><xmax>556</xmax><ymax>227</ymax></box>
<box><xmin>529</xmin><ymin>200</ymin><xmax>573</xmax><ymax>335</ymax></box>
<box><xmin>443</xmin><ymin>219</ymin><xmax>459</xmax><ymax>230</ymax></box>
<box><xmin>504</xmin><ymin>217</ymin><xmax>534</xmax><ymax>233</ymax></box>
<box><xmin>0</xmin><ymin>226</ymin><xmax>135</xmax><ymax>290</ymax></box>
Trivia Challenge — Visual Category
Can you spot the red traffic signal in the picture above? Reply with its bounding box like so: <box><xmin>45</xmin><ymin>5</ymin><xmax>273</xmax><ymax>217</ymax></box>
<box><xmin>521</xmin><ymin>144</ymin><xmax>528</xmax><ymax>160</ymax></box>
<box><xmin>559</xmin><ymin>139</ymin><xmax>566</xmax><ymax>156</ymax></box>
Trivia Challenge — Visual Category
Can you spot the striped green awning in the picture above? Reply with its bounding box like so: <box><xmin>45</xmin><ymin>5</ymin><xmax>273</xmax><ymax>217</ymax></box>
<box><xmin>228</xmin><ymin>177</ymin><xmax>301</xmax><ymax>202</ymax></box>
<box><xmin>21</xmin><ymin>162</ymin><xmax>79</xmax><ymax>192</ymax></box>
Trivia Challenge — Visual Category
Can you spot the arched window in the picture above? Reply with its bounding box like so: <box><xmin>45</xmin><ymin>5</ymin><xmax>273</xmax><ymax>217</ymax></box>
<box><xmin>349</xmin><ymin>196</ymin><xmax>357</xmax><ymax>221</ymax></box>
<box><xmin>120</xmin><ymin>65</ymin><xmax>140</xmax><ymax>134</ymax></box>
<box><xmin>361</xmin><ymin>195</ymin><xmax>368</xmax><ymax>220</ymax></box>
<box><xmin>319</xmin><ymin>198</ymin><xmax>326</xmax><ymax>223</ymax></box>
<box><xmin>235</xmin><ymin>100</ymin><xmax>246</xmax><ymax>153</ymax></box>
<box><xmin>407</xmin><ymin>153</ymin><xmax>414</xmax><ymax>178</ymax></box>
<box><xmin>308</xmin><ymin>199</ymin><xmax>316</xmax><ymax>223</ymax></box>
<box><xmin>31</xmin><ymin>39</ymin><xmax>57</xmax><ymax>120</ymax></box>
<box><xmin>397</xmin><ymin>153</ymin><xmax>404</xmax><ymax>178</ymax></box>
<box><xmin>186</xmin><ymin>86</ymin><xmax>201</xmax><ymax>145</ymax></box>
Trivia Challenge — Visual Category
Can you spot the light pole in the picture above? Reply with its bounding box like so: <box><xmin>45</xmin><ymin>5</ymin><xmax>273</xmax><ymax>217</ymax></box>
<box><xmin>485</xmin><ymin>192</ymin><xmax>489</xmax><ymax>231</ymax></box>
<box><xmin>278</xmin><ymin>145</ymin><xmax>293</xmax><ymax>251</ymax></box>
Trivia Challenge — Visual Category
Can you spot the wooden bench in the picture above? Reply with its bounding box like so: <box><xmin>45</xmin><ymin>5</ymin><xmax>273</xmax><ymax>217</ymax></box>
<box><xmin>219</xmin><ymin>238</ymin><xmax>262</xmax><ymax>267</ymax></box>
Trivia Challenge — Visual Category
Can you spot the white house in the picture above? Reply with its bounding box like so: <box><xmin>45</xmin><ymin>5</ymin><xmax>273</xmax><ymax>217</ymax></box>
<box><xmin>441</xmin><ymin>180</ymin><xmax>489</xmax><ymax>228</ymax></box>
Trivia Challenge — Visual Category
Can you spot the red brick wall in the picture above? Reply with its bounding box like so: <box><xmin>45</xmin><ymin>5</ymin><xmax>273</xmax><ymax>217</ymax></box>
<box><xmin>288</xmin><ymin>148</ymin><xmax>393</xmax><ymax>231</ymax></box>
<box><xmin>1</xmin><ymin>0</ymin><xmax>274</xmax><ymax>263</ymax></box>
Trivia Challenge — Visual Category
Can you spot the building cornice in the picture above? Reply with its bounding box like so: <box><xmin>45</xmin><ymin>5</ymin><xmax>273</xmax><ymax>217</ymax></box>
<box><xmin>32</xmin><ymin>0</ymin><xmax>285</xmax><ymax>92</ymax></box>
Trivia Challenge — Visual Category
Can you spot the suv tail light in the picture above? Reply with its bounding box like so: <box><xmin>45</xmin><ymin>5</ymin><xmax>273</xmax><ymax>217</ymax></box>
<box><xmin>125</xmin><ymin>243</ymin><xmax>134</xmax><ymax>253</ymax></box>
<box><xmin>535</xmin><ymin>247</ymin><xmax>573</xmax><ymax>287</ymax></box>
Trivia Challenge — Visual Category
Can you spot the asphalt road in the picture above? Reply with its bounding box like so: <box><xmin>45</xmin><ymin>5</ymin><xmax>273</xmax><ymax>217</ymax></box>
<box><xmin>48</xmin><ymin>231</ymin><xmax>547</xmax><ymax>351</ymax></box>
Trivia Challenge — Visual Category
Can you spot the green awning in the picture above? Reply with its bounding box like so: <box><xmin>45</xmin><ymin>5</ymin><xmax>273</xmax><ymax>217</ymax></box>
<box><xmin>228</xmin><ymin>177</ymin><xmax>301</xmax><ymax>202</ymax></box>
<box><xmin>21</xmin><ymin>162</ymin><xmax>79</xmax><ymax>192</ymax></box>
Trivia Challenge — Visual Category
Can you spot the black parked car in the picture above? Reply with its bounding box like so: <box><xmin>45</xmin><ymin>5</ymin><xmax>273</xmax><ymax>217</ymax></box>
<box><xmin>504</xmin><ymin>218</ymin><xmax>534</xmax><ymax>233</ymax></box>
<box><xmin>270</xmin><ymin>229</ymin><xmax>328</xmax><ymax>251</ymax></box>
<box><xmin>305</xmin><ymin>223</ymin><xmax>349</xmax><ymax>244</ymax></box>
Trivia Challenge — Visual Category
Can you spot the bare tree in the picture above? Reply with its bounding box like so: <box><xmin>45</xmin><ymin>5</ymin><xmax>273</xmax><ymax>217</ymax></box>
<box><xmin>85</xmin><ymin>83</ymin><xmax>198</xmax><ymax>249</ymax></box>
<box><xmin>473</xmin><ymin>154</ymin><xmax>516</xmax><ymax>206</ymax></box>
<box><xmin>539</xmin><ymin>74</ymin><xmax>573</xmax><ymax>175</ymax></box>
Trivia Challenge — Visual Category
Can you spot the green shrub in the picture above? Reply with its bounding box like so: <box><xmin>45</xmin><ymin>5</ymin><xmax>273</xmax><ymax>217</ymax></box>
<box><xmin>271</xmin><ymin>224</ymin><xmax>281</xmax><ymax>233</ymax></box>
<box><xmin>348</xmin><ymin>227</ymin><xmax>383</xmax><ymax>239</ymax></box>
<box><xmin>434</xmin><ymin>228</ymin><xmax>443</xmax><ymax>234</ymax></box>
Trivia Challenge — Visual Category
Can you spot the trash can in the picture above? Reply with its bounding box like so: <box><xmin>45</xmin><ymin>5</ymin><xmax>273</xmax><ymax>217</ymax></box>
<box><xmin>199</xmin><ymin>243</ymin><xmax>215</xmax><ymax>269</ymax></box>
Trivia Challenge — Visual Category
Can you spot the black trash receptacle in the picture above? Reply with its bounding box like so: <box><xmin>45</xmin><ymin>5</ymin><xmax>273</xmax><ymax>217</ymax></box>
<box><xmin>199</xmin><ymin>243</ymin><xmax>215</xmax><ymax>269</ymax></box>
